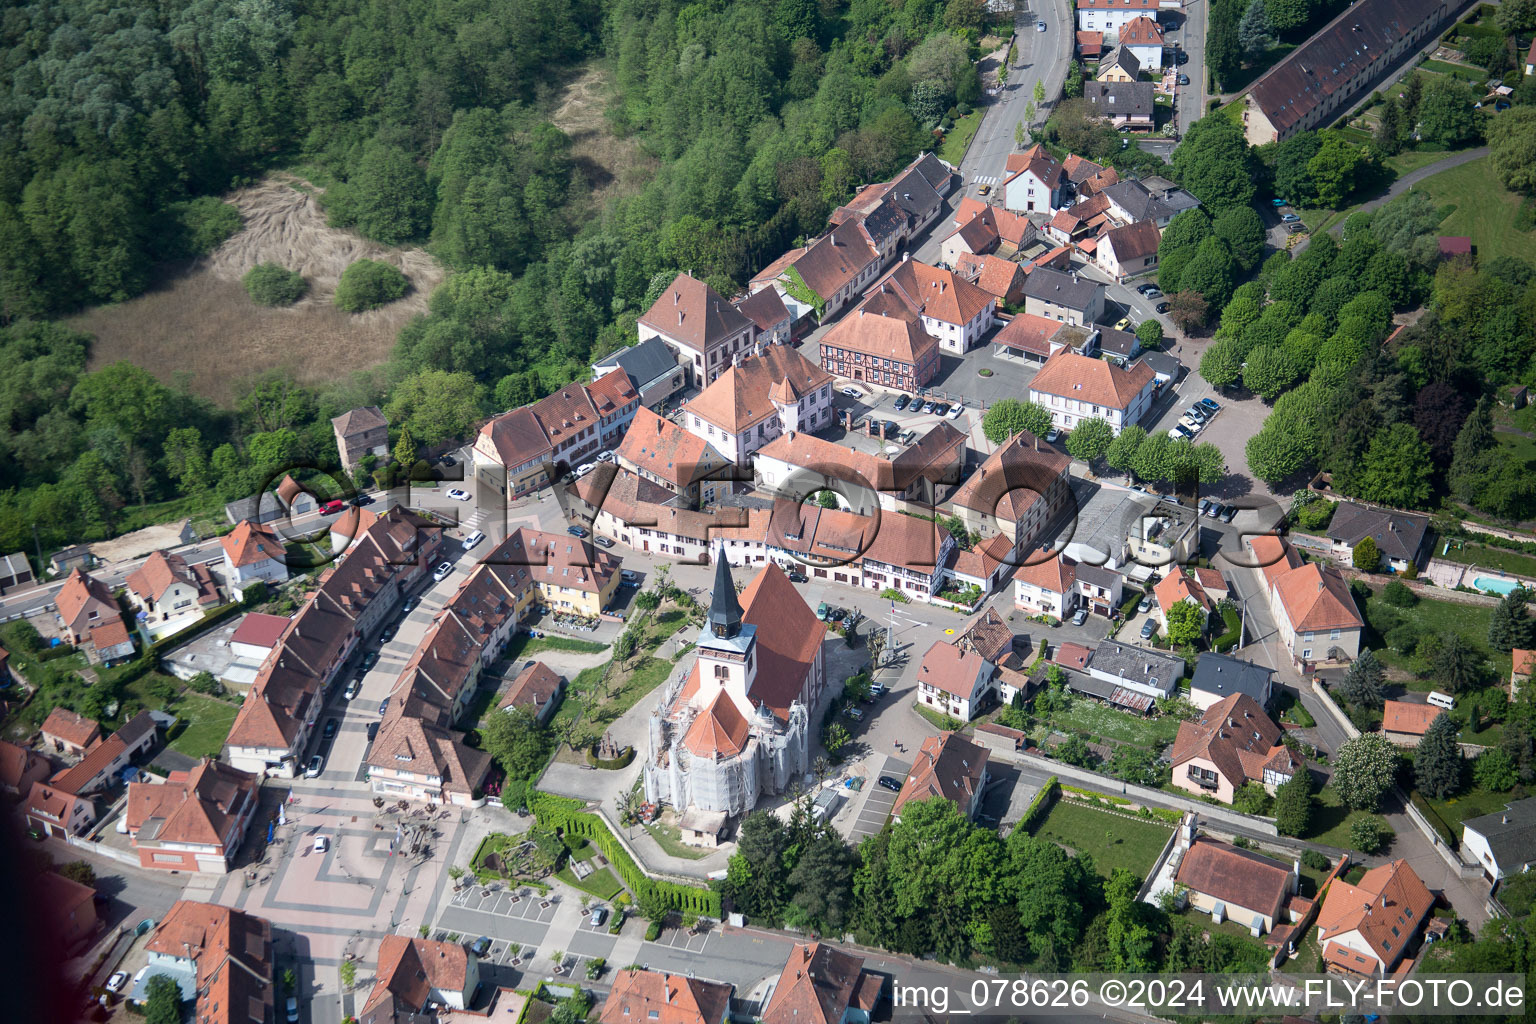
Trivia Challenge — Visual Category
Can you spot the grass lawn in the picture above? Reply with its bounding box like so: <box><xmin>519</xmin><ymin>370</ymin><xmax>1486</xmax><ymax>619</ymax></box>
<box><xmin>1415</xmin><ymin>157</ymin><xmax>1532</xmax><ymax>264</ymax></box>
<box><xmin>939</xmin><ymin>110</ymin><xmax>982</xmax><ymax>166</ymax></box>
<box><xmin>555</xmin><ymin>863</ymin><xmax>625</xmax><ymax>901</ymax></box>
<box><xmin>913</xmin><ymin>700</ymin><xmax>967</xmax><ymax>731</ymax></box>
<box><xmin>1304</xmin><ymin>785</ymin><xmax>1394</xmax><ymax>851</ymax></box>
<box><xmin>1029</xmin><ymin>798</ymin><xmax>1173</xmax><ymax>877</ymax></box>
<box><xmin>1496</xmin><ymin>429</ymin><xmax>1536</xmax><ymax>470</ymax></box>
<box><xmin>1436</xmin><ymin>539</ymin><xmax>1536</xmax><ymax>579</ymax></box>
<box><xmin>1362</xmin><ymin>590</ymin><xmax>1510</xmax><ymax>686</ymax></box>
<box><xmin>166</xmin><ymin>692</ymin><xmax>240</xmax><ymax>758</ymax></box>
<box><xmin>1036</xmin><ymin>700</ymin><xmax>1183</xmax><ymax>750</ymax></box>
<box><xmin>1422</xmin><ymin>783</ymin><xmax>1527</xmax><ymax>838</ymax></box>
<box><xmin>502</xmin><ymin>633</ymin><xmax>608</xmax><ymax>660</ymax></box>
<box><xmin>1420</xmin><ymin>59</ymin><xmax>1486</xmax><ymax>84</ymax></box>
<box><xmin>1384</xmin><ymin>147</ymin><xmax>1455</xmax><ymax>177</ymax></box>
<box><xmin>644</xmin><ymin>821</ymin><xmax>708</xmax><ymax>861</ymax></box>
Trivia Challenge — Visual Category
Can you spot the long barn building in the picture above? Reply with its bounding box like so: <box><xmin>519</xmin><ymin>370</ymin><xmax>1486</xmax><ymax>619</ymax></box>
<box><xmin>1242</xmin><ymin>0</ymin><xmax>1470</xmax><ymax>145</ymax></box>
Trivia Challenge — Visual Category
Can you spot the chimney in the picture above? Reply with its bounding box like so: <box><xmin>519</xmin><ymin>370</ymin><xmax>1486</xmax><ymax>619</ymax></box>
<box><xmin>678</xmin><ymin>311</ymin><xmax>684</xmax><ymax>326</ymax></box>
<box><xmin>903</xmin><ymin>251</ymin><xmax>910</xmax><ymax>262</ymax></box>
<box><xmin>674</xmin><ymin>290</ymin><xmax>680</xmax><ymax>304</ymax></box>
<box><xmin>656</xmin><ymin>416</ymin><xmax>662</xmax><ymax>434</ymax></box>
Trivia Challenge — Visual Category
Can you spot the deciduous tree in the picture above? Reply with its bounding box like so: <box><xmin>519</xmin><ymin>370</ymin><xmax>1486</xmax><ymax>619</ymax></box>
<box><xmin>1332</xmin><ymin>734</ymin><xmax>1398</xmax><ymax>811</ymax></box>
<box><xmin>982</xmin><ymin>399</ymin><xmax>1053</xmax><ymax>443</ymax></box>
<box><xmin>1065</xmin><ymin>417</ymin><xmax>1114</xmax><ymax>462</ymax></box>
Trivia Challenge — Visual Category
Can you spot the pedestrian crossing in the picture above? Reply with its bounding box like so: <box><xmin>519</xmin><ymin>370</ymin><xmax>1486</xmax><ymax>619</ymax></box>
<box><xmin>972</xmin><ymin>174</ymin><xmax>1000</xmax><ymax>186</ymax></box>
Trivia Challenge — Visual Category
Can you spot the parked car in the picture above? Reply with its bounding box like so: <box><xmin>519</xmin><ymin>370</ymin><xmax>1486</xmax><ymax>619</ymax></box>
<box><xmin>378</xmin><ymin>697</ymin><xmax>390</xmax><ymax>716</ymax></box>
<box><xmin>1135</xmin><ymin>282</ymin><xmax>1156</xmax><ymax>295</ymax></box>
<box><xmin>932</xmin><ymin>402</ymin><xmax>950</xmax><ymax>417</ymax></box>
<box><xmin>594</xmin><ymin>536</ymin><xmax>615</xmax><ymax>548</ymax></box>
<box><xmin>1169</xmin><ymin>425</ymin><xmax>1194</xmax><ymax>440</ymax></box>
<box><xmin>313</xmin><ymin>835</ymin><xmax>329</xmax><ymax>853</ymax></box>
<box><xmin>287</xmin><ymin>996</ymin><xmax>300</xmax><ymax>1023</ymax></box>
<box><xmin>567</xmin><ymin>524</ymin><xmax>588</xmax><ymax>538</ymax></box>
<box><xmin>304</xmin><ymin>755</ymin><xmax>323</xmax><ymax>778</ymax></box>
<box><xmin>1185</xmin><ymin>405</ymin><xmax>1208</xmax><ymax>423</ymax></box>
<box><xmin>922</xmin><ymin>400</ymin><xmax>937</xmax><ymax>413</ymax></box>
<box><xmin>1155</xmin><ymin>301</ymin><xmax>1171</xmax><ymax>313</ymax></box>
<box><xmin>574</xmin><ymin>463</ymin><xmax>596</xmax><ymax>478</ymax></box>
<box><xmin>1175</xmin><ymin>49</ymin><xmax>1189</xmax><ymax>64</ymax></box>
<box><xmin>344</xmin><ymin>679</ymin><xmax>359</xmax><ymax>700</ymax></box>
<box><xmin>596</xmin><ymin>451</ymin><xmax>615</xmax><ymax>462</ymax></box>
<box><xmin>787</xmin><ymin>570</ymin><xmax>808</xmax><ymax>583</ymax></box>
<box><xmin>828</xmin><ymin>607</ymin><xmax>847</xmax><ymax>623</ymax></box>
<box><xmin>589</xmin><ymin>907</ymin><xmax>609</xmax><ymax>927</ymax></box>
<box><xmin>1199</xmin><ymin>398</ymin><xmax>1221</xmax><ymax>415</ymax></box>
<box><xmin>1179</xmin><ymin>415</ymin><xmax>1203</xmax><ymax>433</ymax></box>
<box><xmin>1271</xmin><ymin>198</ymin><xmax>1288</xmax><ymax>206</ymax></box>
<box><xmin>319</xmin><ymin>499</ymin><xmax>346</xmax><ymax>516</ymax></box>
<box><xmin>464</xmin><ymin>530</ymin><xmax>485</xmax><ymax>550</ymax></box>
<box><xmin>1281</xmin><ymin>212</ymin><xmax>1301</xmax><ymax>223</ymax></box>
<box><xmin>841</xmin><ymin>385</ymin><xmax>862</xmax><ymax>397</ymax></box>
<box><xmin>898</xmin><ymin>429</ymin><xmax>917</xmax><ymax>444</ymax></box>
<box><xmin>350</xmin><ymin>493</ymin><xmax>375</xmax><ymax>507</ymax></box>
<box><xmin>1204</xmin><ymin>502</ymin><xmax>1222</xmax><ymax>518</ymax></box>
<box><xmin>1071</xmin><ymin>607</ymin><xmax>1089</xmax><ymax>626</ymax></box>
<box><xmin>1220</xmin><ymin>505</ymin><xmax>1237</xmax><ymax>523</ymax></box>
<box><xmin>1140</xmin><ymin>619</ymin><xmax>1158</xmax><ymax>640</ymax></box>
<box><xmin>878</xmin><ymin>775</ymin><xmax>903</xmax><ymax>792</ymax></box>
<box><xmin>1046</xmin><ymin>427</ymin><xmax>1061</xmax><ymax>442</ymax></box>
<box><xmin>621</xmin><ymin>569</ymin><xmax>640</xmax><ymax>584</ymax></box>
<box><xmin>1198</xmin><ymin>499</ymin><xmax>1214</xmax><ymax>517</ymax></box>
<box><xmin>105</xmin><ymin>973</ymin><xmax>128</xmax><ymax>995</ymax></box>
<box><xmin>402</xmin><ymin>595</ymin><xmax>420</xmax><ymax>613</ymax></box>
<box><xmin>893</xmin><ymin>394</ymin><xmax>910</xmax><ymax>411</ymax></box>
<box><xmin>883</xmin><ymin>420</ymin><xmax>900</xmax><ymax>436</ymax></box>
<box><xmin>816</xmin><ymin>602</ymin><xmax>830</xmax><ymax>620</ymax></box>
<box><xmin>470</xmin><ymin>936</ymin><xmax>493</xmax><ymax>957</ymax></box>
<box><xmin>1113</xmin><ymin>316</ymin><xmax>1133</xmax><ymax>331</ymax></box>
<box><xmin>446</xmin><ymin>487</ymin><xmax>471</xmax><ymax>501</ymax></box>
<box><xmin>366</xmin><ymin>721</ymin><xmax>379</xmax><ymax>742</ymax></box>
<box><xmin>323</xmin><ymin>719</ymin><xmax>339</xmax><ymax>740</ymax></box>
<box><xmin>1177</xmin><ymin>73</ymin><xmax>1190</xmax><ymax>85</ymax></box>
<box><xmin>432</xmin><ymin>561</ymin><xmax>453</xmax><ymax>582</ymax></box>
<box><xmin>845</xmin><ymin>707</ymin><xmax>864</xmax><ymax>721</ymax></box>
<box><xmin>947</xmin><ymin>403</ymin><xmax>964</xmax><ymax>420</ymax></box>
<box><xmin>360</xmin><ymin>651</ymin><xmax>380</xmax><ymax>672</ymax></box>
<box><xmin>1138</xmin><ymin>595</ymin><xmax>1153</xmax><ymax>614</ymax></box>
<box><xmin>379</xmin><ymin>623</ymin><xmax>398</xmax><ymax>643</ymax></box>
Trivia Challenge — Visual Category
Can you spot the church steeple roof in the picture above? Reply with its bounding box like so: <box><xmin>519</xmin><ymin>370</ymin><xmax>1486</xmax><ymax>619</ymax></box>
<box><xmin>707</xmin><ymin>548</ymin><xmax>744</xmax><ymax>640</ymax></box>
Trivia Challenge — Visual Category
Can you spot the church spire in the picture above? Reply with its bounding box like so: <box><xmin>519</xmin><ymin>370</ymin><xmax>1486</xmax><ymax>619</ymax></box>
<box><xmin>707</xmin><ymin>545</ymin><xmax>744</xmax><ymax>640</ymax></box>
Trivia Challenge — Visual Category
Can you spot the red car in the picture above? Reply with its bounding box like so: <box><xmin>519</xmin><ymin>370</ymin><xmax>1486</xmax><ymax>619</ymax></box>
<box><xmin>319</xmin><ymin>499</ymin><xmax>346</xmax><ymax>516</ymax></box>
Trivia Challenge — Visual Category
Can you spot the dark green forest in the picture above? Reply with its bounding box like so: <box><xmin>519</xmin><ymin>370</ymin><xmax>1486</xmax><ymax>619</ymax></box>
<box><xmin>0</xmin><ymin>0</ymin><xmax>1004</xmax><ymax>556</ymax></box>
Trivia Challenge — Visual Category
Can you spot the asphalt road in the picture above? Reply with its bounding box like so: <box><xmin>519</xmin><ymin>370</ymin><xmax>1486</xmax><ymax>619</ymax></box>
<box><xmin>1169</xmin><ymin>2</ymin><xmax>1208</xmax><ymax>136</ymax></box>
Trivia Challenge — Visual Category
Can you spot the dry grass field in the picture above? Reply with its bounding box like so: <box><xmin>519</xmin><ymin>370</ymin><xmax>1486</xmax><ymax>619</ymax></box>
<box><xmin>70</xmin><ymin>174</ymin><xmax>443</xmax><ymax>405</ymax></box>
<box><xmin>551</xmin><ymin>62</ymin><xmax>658</xmax><ymax>216</ymax></box>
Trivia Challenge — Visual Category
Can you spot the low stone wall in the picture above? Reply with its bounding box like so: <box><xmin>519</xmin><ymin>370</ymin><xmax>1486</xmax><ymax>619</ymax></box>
<box><xmin>1309</xmin><ymin>679</ymin><xmax>1360</xmax><ymax>741</ymax></box>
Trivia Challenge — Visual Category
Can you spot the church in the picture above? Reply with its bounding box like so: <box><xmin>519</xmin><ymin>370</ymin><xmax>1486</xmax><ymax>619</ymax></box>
<box><xmin>644</xmin><ymin>554</ymin><xmax>826</xmax><ymax>819</ymax></box>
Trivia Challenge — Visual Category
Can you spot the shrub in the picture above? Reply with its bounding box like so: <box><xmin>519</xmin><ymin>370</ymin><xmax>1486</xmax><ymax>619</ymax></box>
<box><xmin>243</xmin><ymin>262</ymin><xmax>308</xmax><ymax>306</ymax></box>
<box><xmin>644</xmin><ymin>919</ymin><xmax>662</xmax><ymax>940</ymax></box>
<box><xmin>158</xmin><ymin>196</ymin><xmax>241</xmax><ymax>259</ymax></box>
<box><xmin>1382</xmin><ymin>580</ymin><xmax>1418</xmax><ymax>607</ymax></box>
<box><xmin>1349</xmin><ymin>815</ymin><xmax>1387</xmax><ymax>854</ymax></box>
<box><xmin>334</xmin><ymin>259</ymin><xmax>408</xmax><ymax>312</ymax></box>
<box><xmin>1301</xmin><ymin>848</ymin><xmax>1332</xmax><ymax>872</ymax></box>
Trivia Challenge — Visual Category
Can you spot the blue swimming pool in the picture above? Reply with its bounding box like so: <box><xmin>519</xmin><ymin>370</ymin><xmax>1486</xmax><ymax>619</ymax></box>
<box><xmin>1474</xmin><ymin>576</ymin><xmax>1522</xmax><ymax>596</ymax></box>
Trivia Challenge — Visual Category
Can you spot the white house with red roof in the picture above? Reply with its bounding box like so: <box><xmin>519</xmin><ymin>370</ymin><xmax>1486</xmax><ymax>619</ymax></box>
<box><xmin>682</xmin><ymin>345</ymin><xmax>834</xmax><ymax>463</ymax></box>
<box><xmin>1028</xmin><ymin>350</ymin><xmax>1157</xmax><ymax>434</ymax></box>
<box><xmin>864</xmin><ymin>258</ymin><xmax>996</xmax><ymax>353</ymax></box>
<box><xmin>219</xmin><ymin>520</ymin><xmax>289</xmax><ymax>600</ymax></box>
<box><xmin>125</xmin><ymin>758</ymin><xmax>259</xmax><ymax>873</ymax></box>
<box><xmin>1267</xmin><ymin>559</ymin><xmax>1363</xmax><ymax>671</ymax></box>
<box><xmin>1117</xmin><ymin>15</ymin><xmax>1166</xmax><ymax>69</ymax></box>
<box><xmin>645</xmin><ymin>556</ymin><xmax>825</xmax><ymax>818</ymax></box>
<box><xmin>1075</xmin><ymin>0</ymin><xmax>1180</xmax><ymax>36</ymax></box>
<box><xmin>1002</xmin><ymin>145</ymin><xmax>1065</xmax><ymax>214</ymax></box>
<box><xmin>916</xmin><ymin>641</ymin><xmax>995</xmax><ymax>721</ymax></box>
<box><xmin>1315</xmin><ymin>859</ymin><xmax>1434</xmax><ymax>976</ymax></box>
<box><xmin>1015</xmin><ymin>553</ymin><xmax>1078</xmax><ymax>618</ymax></box>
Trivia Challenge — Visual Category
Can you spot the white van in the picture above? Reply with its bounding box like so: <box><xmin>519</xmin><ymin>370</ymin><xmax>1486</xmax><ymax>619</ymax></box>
<box><xmin>1426</xmin><ymin>691</ymin><xmax>1455</xmax><ymax>710</ymax></box>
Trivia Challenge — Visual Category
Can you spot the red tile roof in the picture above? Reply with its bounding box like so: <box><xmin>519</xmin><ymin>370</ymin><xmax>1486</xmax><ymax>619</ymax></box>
<box><xmin>55</xmin><ymin>569</ymin><xmax>117</xmax><ymax>635</ymax></box>
<box><xmin>1054</xmin><ymin>641</ymin><xmax>1092</xmax><ymax>670</ymax></box>
<box><xmin>499</xmin><ymin>661</ymin><xmax>565</xmax><ymax>716</ymax></box>
<box><xmin>1272</xmin><ymin>562</ymin><xmax>1362</xmax><ymax>632</ymax></box>
<box><xmin>918</xmin><ymin>641</ymin><xmax>991</xmax><ymax>699</ymax></box>
<box><xmin>683</xmin><ymin>691</ymin><xmax>751</xmax><ymax>758</ymax></box>
<box><xmin>640</xmin><ymin>273</ymin><xmax>752</xmax><ymax>353</ymax></box>
<box><xmin>1382</xmin><ymin>700</ymin><xmax>1442</xmax><ymax>736</ymax></box>
<box><xmin>822</xmin><ymin>304</ymin><xmax>939</xmax><ymax>367</ymax></box>
<box><xmin>1515</xmin><ymin>649</ymin><xmax>1536</xmax><ymax>677</ymax></box>
<box><xmin>600</xmin><ymin>969</ymin><xmax>734</xmax><ymax>1024</ymax></box>
<box><xmin>0</xmin><ymin>738</ymin><xmax>46</xmax><ymax>792</ymax></box>
<box><xmin>616</xmin><ymin>407</ymin><xmax>728</xmax><ymax>490</ymax></box>
<box><xmin>147</xmin><ymin>900</ymin><xmax>273</xmax><ymax>1024</ymax></box>
<box><xmin>364</xmin><ymin>936</ymin><xmax>472</xmax><ymax>1016</ymax></box>
<box><xmin>1317</xmin><ymin>860</ymin><xmax>1434</xmax><ymax>971</ymax></box>
<box><xmin>1119</xmin><ymin>15</ymin><xmax>1164</xmax><ymax>45</ymax></box>
<box><xmin>221</xmin><ymin>520</ymin><xmax>286</xmax><ymax>569</ymax></box>
<box><xmin>1016</xmin><ymin>553</ymin><xmax>1077</xmax><ymax>595</ymax></box>
<box><xmin>1170</xmin><ymin>693</ymin><xmax>1298</xmax><ymax>790</ymax></box>
<box><xmin>685</xmin><ymin>346</ymin><xmax>831</xmax><ymax>434</ymax></box>
<box><xmin>868</xmin><ymin>259</ymin><xmax>995</xmax><ymax>328</ymax></box>
<box><xmin>762</xmin><ymin>943</ymin><xmax>867</xmax><ymax>1024</ymax></box>
<box><xmin>1028</xmin><ymin>350</ymin><xmax>1156</xmax><ymax>412</ymax></box>
<box><xmin>126</xmin><ymin>759</ymin><xmax>257</xmax><ymax>848</ymax></box>
<box><xmin>949</xmin><ymin>430</ymin><xmax>1070</xmax><ymax>522</ymax></box>
<box><xmin>1176</xmin><ymin>837</ymin><xmax>1292</xmax><ymax>922</ymax></box>
<box><xmin>734</xmin><ymin>287</ymin><xmax>791</xmax><ymax>332</ymax></box>
<box><xmin>993</xmin><ymin>313</ymin><xmax>1063</xmax><ymax>357</ymax></box>
<box><xmin>49</xmin><ymin>732</ymin><xmax>126</xmax><ymax>795</ymax></box>
<box><xmin>893</xmin><ymin>731</ymin><xmax>988</xmax><ymax>817</ymax></box>
<box><xmin>1102</xmin><ymin>219</ymin><xmax>1162</xmax><ymax>262</ymax></box>
<box><xmin>739</xmin><ymin>564</ymin><xmax>824</xmax><ymax>722</ymax></box>
<box><xmin>230</xmin><ymin>612</ymin><xmax>291</xmax><ymax>650</ymax></box>
<box><xmin>126</xmin><ymin>549</ymin><xmax>214</xmax><ymax>606</ymax></box>
<box><xmin>41</xmin><ymin>708</ymin><xmax>101</xmax><ymax>749</ymax></box>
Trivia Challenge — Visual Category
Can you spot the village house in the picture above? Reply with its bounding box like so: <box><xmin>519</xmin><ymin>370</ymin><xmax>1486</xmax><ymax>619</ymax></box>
<box><xmin>41</xmin><ymin>871</ymin><xmax>99</xmax><ymax>951</ymax></box>
<box><xmin>1461</xmin><ymin>797</ymin><xmax>1536</xmax><ymax>882</ymax></box>
<box><xmin>1268</xmin><ymin>558</ymin><xmax>1364</xmax><ymax>671</ymax></box>
<box><xmin>992</xmin><ymin>314</ymin><xmax>1097</xmax><ymax>364</ymax></box>
<box><xmin>1243</xmin><ymin>0</ymin><xmax>1464</xmax><ymax>145</ymax></box>
<box><xmin>1169</xmin><ymin>693</ymin><xmax>1298</xmax><ymax>803</ymax></box>
<box><xmin>1326</xmin><ymin>501</ymin><xmax>1431</xmax><ymax>573</ymax></box>
<box><xmin>55</xmin><ymin>568</ymin><xmax>135</xmax><ymax>665</ymax></box>
<box><xmin>1082</xmin><ymin>80</ymin><xmax>1156</xmax><ymax>130</ymax></box>
<box><xmin>640</xmin><ymin>273</ymin><xmax>757</xmax><ymax>387</ymax></box>
<box><xmin>24</xmin><ymin>781</ymin><xmax>95</xmax><ymax>838</ymax></box>
<box><xmin>125</xmin><ymin>549</ymin><xmax>221</xmax><ymax>638</ymax></box>
<box><xmin>0</xmin><ymin>551</ymin><xmax>35</xmax><ymax>593</ymax></box>
<box><xmin>1075</xmin><ymin>0</ymin><xmax>1180</xmax><ymax>37</ymax></box>
<box><xmin>1022</xmin><ymin>267</ymin><xmax>1106</xmax><ymax>325</ymax></box>
<box><xmin>749</xmin><ymin>219</ymin><xmax>883</xmax><ymax>326</ymax></box>
<box><xmin>599</xmin><ymin>969</ymin><xmax>733</xmax><ymax>1024</ymax></box>
<box><xmin>365</xmin><ymin>705</ymin><xmax>491</xmax><ymax>807</ymax></box>
<box><xmin>1381</xmin><ymin>700</ymin><xmax>1444</xmax><ymax>745</ymax></box>
<box><xmin>683</xmin><ymin>344</ymin><xmax>834</xmax><ymax>464</ymax></box>
<box><xmin>125</xmin><ymin>758</ymin><xmax>259</xmax><ymax>873</ymax></box>
<box><xmin>616</xmin><ymin>407</ymin><xmax>733</xmax><ymax>508</ymax></box>
<box><xmin>1103</xmin><ymin>177</ymin><xmax>1201</xmax><ymax>229</ymax></box>
<box><xmin>1189</xmin><ymin>652</ymin><xmax>1274</xmax><ymax>711</ymax></box>
<box><xmin>1097</xmin><ymin>46</ymin><xmax>1141</xmax><ymax>82</ymax></box>
<box><xmin>1175</xmin><ymin>834</ymin><xmax>1299</xmax><ymax>936</ymax></box>
<box><xmin>0</xmin><ymin>738</ymin><xmax>50</xmax><ymax>796</ymax></box>
<box><xmin>863</xmin><ymin>258</ymin><xmax>997</xmax><ymax>354</ymax></box>
<box><xmin>1315</xmin><ymin>859</ymin><xmax>1434</xmax><ymax>977</ymax></box>
<box><xmin>48</xmin><ymin>710</ymin><xmax>158</xmax><ymax>798</ymax></box>
<box><xmin>1015</xmin><ymin>553</ymin><xmax>1079</xmax><ymax>618</ymax></box>
<box><xmin>1094</xmin><ymin>220</ymin><xmax>1163</xmax><ymax>281</ymax></box>
<box><xmin>1077</xmin><ymin>29</ymin><xmax>1105</xmax><ymax>59</ymax></box>
<box><xmin>753</xmin><ymin>423</ymin><xmax>967</xmax><ymax>515</ymax></box>
<box><xmin>1126</xmin><ymin>498</ymin><xmax>1202</xmax><ymax>569</ymax></box>
<box><xmin>761</xmin><ymin>943</ymin><xmax>880</xmax><ymax>1024</ymax></box>
<box><xmin>1088</xmin><ymin>638</ymin><xmax>1184</xmax><ymax>699</ymax></box>
<box><xmin>472</xmin><ymin>369</ymin><xmax>638</xmax><ymax>499</ymax></box>
<box><xmin>956</xmin><ymin>606</ymin><xmax>1033</xmax><ymax>702</ymax></box>
<box><xmin>1154</xmin><ymin>569</ymin><xmax>1214</xmax><ymax>630</ymax></box>
<box><xmin>136</xmin><ymin>900</ymin><xmax>274</xmax><ymax>1019</ymax></box>
<box><xmin>498</xmin><ymin>661</ymin><xmax>566</xmax><ymax>725</ymax></box>
<box><xmin>946</xmin><ymin>533</ymin><xmax>1019</xmax><ymax>600</ymax></box>
<box><xmin>817</xmin><ymin>296</ymin><xmax>941</xmax><ymax>392</ymax></box>
<box><xmin>41</xmin><ymin>708</ymin><xmax>102</xmax><ymax>757</ymax></box>
<box><xmin>361</xmin><ymin>936</ymin><xmax>480</xmax><ymax>1022</ymax></box>
<box><xmin>1002</xmin><ymin>145</ymin><xmax>1065</xmax><ymax>214</ymax></box>
<box><xmin>1028</xmin><ymin>350</ymin><xmax>1157</xmax><ymax>435</ymax></box>
<box><xmin>830</xmin><ymin>152</ymin><xmax>958</xmax><ymax>255</ymax></box>
<box><xmin>938</xmin><ymin>201</ymin><xmax>1037</xmax><ymax>266</ymax></box>
<box><xmin>220</xmin><ymin>519</ymin><xmax>289</xmax><ymax>600</ymax></box>
<box><xmin>593</xmin><ymin>336</ymin><xmax>688</xmax><ymax>412</ymax></box>
<box><xmin>1118</xmin><ymin>15</ymin><xmax>1166</xmax><ymax>69</ymax></box>
<box><xmin>948</xmin><ymin>431</ymin><xmax>1073</xmax><ymax>558</ymax></box>
<box><xmin>331</xmin><ymin>406</ymin><xmax>389</xmax><ymax>473</ymax></box>
<box><xmin>916</xmin><ymin>641</ymin><xmax>996</xmax><ymax>722</ymax></box>
<box><xmin>892</xmin><ymin>731</ymin><xmax>990</xmax><ymax>822</ymax></box>
<box><xmin>223</xmin><ymin>506</ymin><xmax>443</xmax><ymax>777</ymax></box>
<box><xmin>954</xmin><ymin>252</ymin><xmax>1029</xmax><ymax>305</ymax></box>
<box><xmin>573</xmin><ymin>467</ymin><xmax>772</xmax><ymax>563</ymax></box>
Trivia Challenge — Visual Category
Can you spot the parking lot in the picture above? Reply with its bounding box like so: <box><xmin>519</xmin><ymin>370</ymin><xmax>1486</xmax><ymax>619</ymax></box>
<box><xmin>846</xmin><ymin>755</ymin><xmax>909</xmax><ymax>842</ymax></box>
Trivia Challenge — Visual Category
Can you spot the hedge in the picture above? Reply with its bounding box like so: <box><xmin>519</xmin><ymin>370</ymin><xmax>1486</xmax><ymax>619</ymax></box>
<box><xmin>1062</xmin><ymin>782</ymin><xmax>1130</xmax><ymax>806</ymax></box>
<box><xmin>530</xmin><ymin>791</ymin><xmax>720</xmax><ymax>918</ymax></box>
<box><xmin>1018</xmin><ymin>775</ymin><xmax>1060</xmax><ymax>832</ymax></box>
<box><xmin>148</xmin><ymin>601</ymin><xmax>244</xmax><ymax>654</ymax></box>
<box><xmin>586</xmin><ymin>745</ymin><xmax>636</xmax><ymax>770</ymax></box>
<box><xmin>1409</xmin><ymin>790</ymin><xmax>1458</xmax><ymax>849</ymax></box>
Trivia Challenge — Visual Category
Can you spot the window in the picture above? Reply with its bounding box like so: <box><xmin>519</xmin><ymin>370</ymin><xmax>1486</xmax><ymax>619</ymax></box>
<box><xmin>714</xmin><ymin>664</ymin><xmax>729</xmax><ymax>680</ymax></box>
<box><xmin>1302</xmin><ymin>648</ymin><xmax>1312</xmax><ymax>659</ymax></box>
<box><xmin>1330</xmin><ymin>629</ymin><xmax>1340</xmax><ymax>639</ymax></box>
